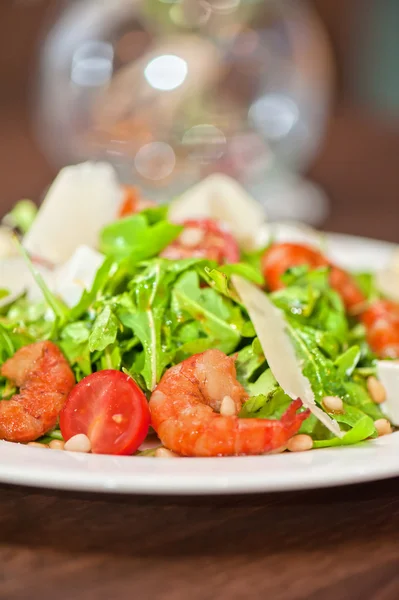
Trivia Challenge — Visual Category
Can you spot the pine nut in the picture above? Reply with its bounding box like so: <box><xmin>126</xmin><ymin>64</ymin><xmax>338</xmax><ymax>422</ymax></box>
<box><xmin>49</xmin><ymin>440</ymin><xmax>65</xmax><ymax>451</ymax></box>
<box><xmin>64</xmin><ymin>434</ymin><xmax>91</xmax><ymax>453</ymax></box>
<box><xmin>155</xmin><ymin>447</ymin><xmax>179</xmax><ymax>458</ymax></box>
<box><xmin>27</xmin><ymin>442</ymin><xmax>49</xmax><ymax>449</ymax></box>
<box><xmin>367</xmin><ymin>376</ymin><xmax>386</xmax><ymax>404</ymax></box>
<box><xmin>287</xmin><ymin>434</ymin><xmax>313</xmax><ymax>452</ymax></box>
<box><xmin>374</xmin><ymin>418</ymin><xmax>392</xmax><ymax>437</ymax></box>
<box><xmin>322</xmin><ymin>395</ymin><xmax>344</xmax><ymax>413</ymax></box>
<box><xmin>220</xmin><ymin>395</ymin><xmax>236</xmax><ymax>417</ymax></box>
<box><xmin>179</xmin><ymin>227</ymin><xmax>205</xmax><ymax>248</ymax></box>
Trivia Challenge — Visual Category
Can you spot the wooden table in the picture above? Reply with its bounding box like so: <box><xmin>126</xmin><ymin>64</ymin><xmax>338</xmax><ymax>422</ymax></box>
<box><xmin>1</xmin><ymin>478</ymin><xmax>399</xmax><ymax>599</ymax></box>
<box><xmin>1</xmin><ymin>2</ymin><xmax>399</xmax><ymax>599</ymax></box>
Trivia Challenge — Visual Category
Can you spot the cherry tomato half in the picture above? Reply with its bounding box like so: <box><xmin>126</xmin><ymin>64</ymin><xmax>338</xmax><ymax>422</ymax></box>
<box><xmin>161</xmin><ymin>218</ymin><xmax>240</xmax><ymax>264</ymax></box>
<box><xmin>60</xmin><ymin>370</ymin><xmax>150</xmax><ymax>455</ymax></box>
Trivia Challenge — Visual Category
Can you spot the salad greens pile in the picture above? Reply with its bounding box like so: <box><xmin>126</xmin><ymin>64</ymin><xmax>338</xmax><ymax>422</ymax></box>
<box><xmin>0</xmin><ymin>204</ymin><xmax>386</xmax><ymax>449</ymax></box>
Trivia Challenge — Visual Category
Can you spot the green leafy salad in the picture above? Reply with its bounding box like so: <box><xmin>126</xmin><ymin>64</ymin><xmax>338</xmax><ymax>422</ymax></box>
<box><xmin>0</xmin><ymin>164</ymin><xmax>396</xmax><ymax>457</ymax></box>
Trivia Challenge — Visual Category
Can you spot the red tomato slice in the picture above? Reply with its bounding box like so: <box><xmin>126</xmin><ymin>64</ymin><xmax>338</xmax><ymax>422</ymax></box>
<box><xmin>60</xmin><ymin>370</ymin><xmax>150</xmax><ymax>455</ymax></box>
<box><xmin>161</xmin><ymin>218</ymin><xmax>240</xmax><ymax>264</ymax></box>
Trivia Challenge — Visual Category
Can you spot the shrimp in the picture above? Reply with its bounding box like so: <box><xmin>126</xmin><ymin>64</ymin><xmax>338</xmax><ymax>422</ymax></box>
<box><xmin>149</xmin><ymin>349</ymin><xmax>309</xmax><ymax>457</ymax></box>
<box><xmin>161</xmin><ymin>219</ymin><xmax>240</xmax><ymax>264</ymax></box>
<box><xmin>0</xmin><ymin>341</ymin><xmax>75</xmax><ymax>443</ymax></box>
<box><xmin>262</xmin><ymin>243</ymin><xmax>366</xmax><ymax>312</ymax></box>
<box><xmin>361</xmin><ymin>300</ymin><xmax>399</xmax><ymax>359</ymax></box>
<box><xmin>262</xmin><ymin>243</ymin><xmax>399</xmax><ymax>358</ymax></box>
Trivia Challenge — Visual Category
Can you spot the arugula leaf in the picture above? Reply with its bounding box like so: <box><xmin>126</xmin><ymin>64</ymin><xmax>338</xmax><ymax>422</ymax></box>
<box><xmin>287</xmin><ymin>320</ymin><xmax>347</xmax><ymax>402</ymax></box>
<box><xmin>0</xmin><ymin>324</ymin><xmax>16</xmax><ymax>363</ymax></box>
<box><xmin>239</xmin><ymin>385</ymin><xmax>292</xmax><ymax>421</ymax></box>
<box><xmin>334</xmin><ymin>346</ymin><xmax>361</xmax><ymax>378</ymax></box>
<box><xmin>235</xmin><ymin>339</ymin><xmax>265</xmax><ymax>386</ymax></box>
<box><xmin>202</xmin><ymin>267</ymin><xmax>238</xmax><ymax>302</ymax></box>
<box><xmin>61</xmin><ymin>321</ymin><xmax>90</xmax><ymax>344</ymax></box>
<box><xmin>239</xmin><ymin>373</ymin><xmax>376</xmax><ymax>447</ymax></box>
<box><xmin>17</xmin><ymin>240</ymin><xmax>68</xmax><ymax>324</ymax></box>
<box><xmin>59</xmin><ymin>338</ymin><xmax>91</xmax><ymax>380</ymax></box>
<box><xmin>119</xmin><ymin>261</ymin><xmax>172</xmax><ymax>391</ymax></box>
<box><xmin>344</xmin><ymin>380</ymin><xmax>384</xmax><ymax>421</ymax></box>
<box><xmin>69</xmin><ymin>257</ymin><xmax>114</xmax><ymax>319</ymax></box>
<box><xmin>100</xmin><ymin>214</ymin><xmax>182</xmax><ymax>260</ymax></box>
<box><xmin>60</xmin><ymin>322</ymin><xmax>92</xmax><ymax>380</ymax></box>
<box><xmin>248</xmin><ymin>368</ymin><xmax>278</xmax><ymax>397</ymax></box>
<box><xmin>88</xmin><ymin>306</ymin><xmax>119</xmax><ymax>353</ymax></box>
<box><xmin>273</xmin><ymin>265</ymin><xmax>348</xmax><ymax>352</ymax></box>
<box><xmin>139</xmin><ymin>204</ymin><xmax>168</xmax><ymax>224</ymax></box>
<box><xmin>6</xmin><ymin>298</ymin><xmax>47</xmax><ymax>323</ymax></box>
<box><xmin>241</xmin><ymin>246</ymin><xmax>267</xmax><ymax>275</ymax></box>
<box><xmin>310</xmin><ymin>289</ymin><xmax>348</xmax><ymax>347</ymax></box>
<box><xmin>239</xmin><ymin>369</ymin><xmax>293</xmax><ymax>420</ymax></box>
<box><xmin>281</xmin><ymin>265</ymin><xmax>330</xmax><ymax>290</ymax></box>
<box><xmin>203</xmin><ymin>264</ymin><xmax>263</xmax><ymax>308</ymax></box>
<box><xmin>219</xmin><ymin>263</ymin><xmax>264</xmax><ymax>286</ymax></box>
<box><xmin>354</xmin><ymin>272</ymin><xmax>380</xmax><ymax>303</ymax></box>
<box><xmin>1</xmin><ymin>302</ymin><xmax>52</xmax><ymax>350</ymax></box>
<box><xmin>313</xmin><ymin>405</ymin><xmax>376</xmax><ymax>448</ymax></box>
<box><xmin>98</xmin><ymin>344</ymin><xmax>122</xmax><ymax>371</ymax></box>
<box><xmin>172</xmin><ymin>271</ymin><xmax>241</xmax><ymax>355</ymax></box>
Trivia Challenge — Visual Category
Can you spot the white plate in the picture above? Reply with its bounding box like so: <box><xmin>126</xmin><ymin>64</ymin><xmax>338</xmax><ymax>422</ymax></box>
<box><xmin>0</xmin><ymin>232</ymin><xmax>397</xmax><ymax>496</ymax></box>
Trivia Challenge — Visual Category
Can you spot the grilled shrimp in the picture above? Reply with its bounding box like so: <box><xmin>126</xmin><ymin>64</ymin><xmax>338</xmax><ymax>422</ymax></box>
<box><xmin>262</xmin><ymin>243</ymin><xmax>365</xmax><ymax>312</ymax></box>
<box><xmin>361</xmin><ymin>300</ymin><xmax>399</xmax><ymax>359</ymax></box>
<box><xmin>0</xmin><ymin>341</ymin><xmax>75</xmax><ymax>443</ymax></box>
<box><xmin>149</xmin><ymin>349</ymin><xmax>309</xmax><ymax>457</ymax></box>
<box><xmin>262</xmin><ymin>242</ymin><xmax>399</xmax><ymax>358</ymax></box>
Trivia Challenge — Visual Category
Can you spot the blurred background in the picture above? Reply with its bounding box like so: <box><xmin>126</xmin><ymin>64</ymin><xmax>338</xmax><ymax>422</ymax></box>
<box><xmin>0</xmin><ymin>0</ymin><xmax>398</xmax><ymax>242</ymax></box>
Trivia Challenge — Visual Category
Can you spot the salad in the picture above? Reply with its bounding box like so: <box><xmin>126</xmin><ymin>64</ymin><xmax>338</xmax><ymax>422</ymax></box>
<box><xmin>0</xmin><ymin>162</ymin><xmax>398</xmax><ymax>458</ymax></box>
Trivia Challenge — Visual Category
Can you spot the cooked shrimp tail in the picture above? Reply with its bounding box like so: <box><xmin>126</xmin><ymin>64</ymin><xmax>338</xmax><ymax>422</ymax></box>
<box><xmin>0</xmin><ymin>341</ymin><xmax>75</xmax><ymax>443</ymax></box>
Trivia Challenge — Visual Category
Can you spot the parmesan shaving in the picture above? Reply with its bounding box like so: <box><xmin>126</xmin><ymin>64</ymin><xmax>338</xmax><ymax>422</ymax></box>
<box><xmin>23</xmin><ymin>162</ymin><xmax>122</xmax><ymax>265</ymax></box>
<box><xmin>232</xmin><ymin>275</ymin><xmax>343</xmax><ymax>437</ymax></box>
<box><xmin>169</xmin><ymin>174</ymin><xmax>267</xmax><ymax>252</ymax></box>
<box><xmin>377</xmin><ymin>361</ymin><xmax>399</xmax><ymax>426</ymax></box>
<box><xmin>375</xmin><ymin>247</ymin><xmax>399</xmax><ymax>302</ymax></box>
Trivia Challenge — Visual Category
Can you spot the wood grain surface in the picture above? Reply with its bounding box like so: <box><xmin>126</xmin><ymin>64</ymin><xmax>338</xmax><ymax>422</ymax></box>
<box><xmin>1</xmin><ymin>478</ymin><xmax>399</xmax><ymax>599</ymax></box>
<box><xmin>1</xmin><ymin>2</ymin><xmax>399</xmax><ymax>599</ymax></box>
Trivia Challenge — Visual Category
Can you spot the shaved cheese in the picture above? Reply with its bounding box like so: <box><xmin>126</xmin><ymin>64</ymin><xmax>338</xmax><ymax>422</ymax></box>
<box><xmin>375</xmin><ymin>247</ymin><xmax>399</xmax><ymax>302</ymax></box>
<box><xmin>377</xmin><ymin>361</ymin><xmax>399</xmax><ymax>426</ymax></box>
<box><xmin>23</xmin><ymin>162</ymin><xmax>123</xmax><ymax>265</ymax></box>
<box><xmin>232</xmin><ymin>276</ymin><xmax>343</xmax><ymax>437</ymax></box>
<box><xmin>169</xmin><ymin>174</ymin><xmax>267</xmax><ymax>251</ymax></box>
<box><xmin>52</xmin><ymin>246</ymin><xmax>104</xmax><ymax>308</ymax></box>
<box><xmin>0</xmin><ymin>246</ymin><xmax>104</xmax><ymax>312</ymax></box>
<box><xmin>0</xmin><ymin>257</ymin><xmax>53</xmax><ymax>307</ymax></box>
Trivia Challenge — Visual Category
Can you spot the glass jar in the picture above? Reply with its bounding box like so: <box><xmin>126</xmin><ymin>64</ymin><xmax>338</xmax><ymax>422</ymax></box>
<box><xmin>36</xmin><ymin>0</ymin><xmax>333</xmax><ymax>222</ymax></box>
